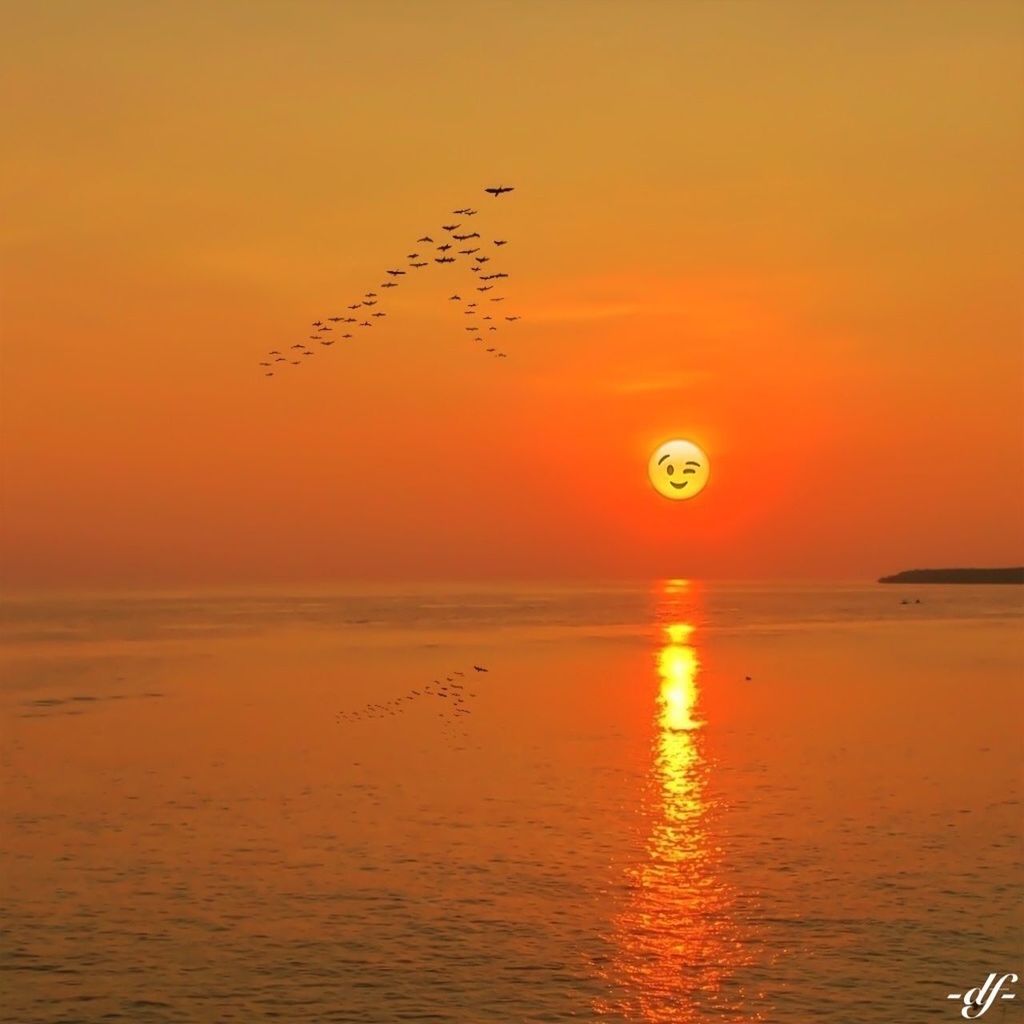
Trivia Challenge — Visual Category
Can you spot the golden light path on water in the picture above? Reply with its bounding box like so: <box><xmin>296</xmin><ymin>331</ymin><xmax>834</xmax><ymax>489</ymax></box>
<box><xmin>596</xmin><ymin>580</ymin><xmax>764</xmax><ymax>1022</ymax></box>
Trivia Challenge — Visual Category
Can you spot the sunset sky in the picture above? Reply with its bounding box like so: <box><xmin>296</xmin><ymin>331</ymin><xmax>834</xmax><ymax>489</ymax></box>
<box><xmin>2</xmin><ymin>0</ymin><xmax>1022</xmax><ymax>587</ymax></box>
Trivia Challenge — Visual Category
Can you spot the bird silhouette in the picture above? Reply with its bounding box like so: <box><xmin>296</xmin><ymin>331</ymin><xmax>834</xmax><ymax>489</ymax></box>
<box><xmin>437</xmin><ymin>243</ymin><xmax>453</xmax><ymax>252</ymax></box>
<box><xmin>386</xmin><ymin>269</ymin><xmax>406</xmax><ymax>276</ymax></box>
<box><xmin>478</xmin><ymin>285</ymin><xmax>493</xmax><ymax>292</ymax></box>
<box><xmin>453</xmin><ymin>232</ymin><xmax>480</xmax><ymax>241</ymax></box>
<box><xmin>484</xmin><ymin>186</ymin><xmax>514</xmax><ymax>196</ymax></box>
<box><xmin>410</xmin><ymin>262</ymin><xmax>428</xmax><ymax>268</ymax></box>
<box><xmin>493</xmin><ymin>239</ymin><xmax>508</xmax><ymax>246</ymax></box>
<box><xmin>435</xmin><ymin>256</ymin><xmax>455</xmax><ymax>263</ymax></box>
<box><xmin>449</xmin><ymin>294</ymin><xmax>461</xmax><ymax>301</ymax></box>
<box><xmin>417</xmin><ymin>235</ymin><xmax>433</xmax><ymax>242</ymax></box>
<box><xmin>441</xmin><ymin>223</ymin><xmax>460</xmax><ymax>231</ymax></box>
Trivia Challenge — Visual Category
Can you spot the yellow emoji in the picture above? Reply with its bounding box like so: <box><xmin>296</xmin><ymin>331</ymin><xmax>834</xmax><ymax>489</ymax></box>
<box><xmin>648</xmin><ymin>439</ymin><xmax>710</xmax><ymax>501</ymax></box>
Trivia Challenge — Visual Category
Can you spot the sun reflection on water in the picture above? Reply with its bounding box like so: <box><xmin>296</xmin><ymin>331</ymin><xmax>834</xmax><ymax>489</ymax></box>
<box><xmin>595</xmin><ymin>581</ymin><xmax>763</xmax><ymax>1022</ymax></box>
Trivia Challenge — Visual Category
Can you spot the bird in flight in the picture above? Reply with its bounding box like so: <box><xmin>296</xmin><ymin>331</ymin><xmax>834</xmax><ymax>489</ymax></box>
<box><xmin>505</xmin><ymin>315</ymin><xmax>521</xmax><ymax>321</ymax></box>
<box><xmin>459</xmin><ymin>248</ymin><xmax>479</xmax><ymax>255</ymax></box>
<box><xmin>494</xmin><ymin>239</ymin><xmax>508</xmax><ymax>246</ymax></box>
<box><xmin>372</xmin><ymin>311</ymin><xmax>386</xmax><ymax>318</ymax></box>
<box><xmin>386</xmin><ymin>269</ymin><xmax>405</xmax><ymax>276</ymax></box>
<box><xmin>417</xmin><ymin>235</ymin><xmax>433</xmax><ymax>243</ymax></box>
<box><xmin>453</xmin><ymin>232</ymin><xmax>480</xmax><ymax>241</ymax></box>
<box><xmin>435</xmin><ymin>256</ymin><xmax>455</xmax><ymax>263</ymax></box>
<box><xmin>381</xmin><ymin>281</ymin><xmax>397</xmax><ymax>288</ymax></box>
<box><xmin>477</xmin><ymin>285</ymin><xmax>493</xmax><ymax>292</ymax></box>
<box><xmin>437</xmin><ymin>242</ymin><xmax>453</xmax><ymax>252</ymax></box>
<box><xmin>484</xmin><ymin>186</ymin><xmax>514</xmax><ymax>197</ymax></box>
<box><xmin>449</xmin><ymin>294</ymin><xmax>461</xmax><ymax>301</ymax></box>
<box><xmin>410</xmin><ymin>261</ymin><xmax>428</xmax><ymax>268</ymax></box>
<box><xmin>441</xmin><ymin>223</ymin><xmax>460</xmax><ymax>232</ymax></box>
<box><xmin>359</xmin><ymin>321</ymin><xmax>372</xmax><ymax>327</ymax></box>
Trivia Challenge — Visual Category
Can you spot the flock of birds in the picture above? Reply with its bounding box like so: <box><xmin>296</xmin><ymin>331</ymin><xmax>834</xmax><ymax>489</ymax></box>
<box><xmin>335</xmin><ymin>665</ymin><xmax>489</xmax><ymax>738</ymax></box>
<box><xmin>258</xmin><ymin>186</ymin><xmax>521</xmax><ymax>376</ymax></box>
<box><xmin>260</xmin><ymin>186</ymin><xmax>514</xmax><ymax>731</ymax></box>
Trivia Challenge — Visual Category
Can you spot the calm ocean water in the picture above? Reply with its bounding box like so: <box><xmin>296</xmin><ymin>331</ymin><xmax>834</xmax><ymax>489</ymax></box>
<box><xmin>1</xmin><ymin>582</ymin><xmax>1021</xmax><ymax>1023</ymax></box>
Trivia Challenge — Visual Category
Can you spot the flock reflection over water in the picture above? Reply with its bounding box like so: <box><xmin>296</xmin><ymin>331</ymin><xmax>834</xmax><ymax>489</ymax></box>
<box><xmin>596</xmin><ymin>580</ymin><xmax>762</xmax><ymax>1022</ymax></box>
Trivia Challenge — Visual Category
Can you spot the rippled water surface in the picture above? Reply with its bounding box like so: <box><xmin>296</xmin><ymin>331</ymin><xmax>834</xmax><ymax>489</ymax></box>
<box><xmin>1</xmin><ymin>582</ymin><xmax>1021</xmax><ymax>1022</ymax></box>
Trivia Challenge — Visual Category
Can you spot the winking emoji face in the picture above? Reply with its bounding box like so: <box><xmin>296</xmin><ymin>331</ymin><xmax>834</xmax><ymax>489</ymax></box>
<box><xmin>648</xmin><ymin>439</ymin><xmax>710</xmax><ymax>501</ymax></box>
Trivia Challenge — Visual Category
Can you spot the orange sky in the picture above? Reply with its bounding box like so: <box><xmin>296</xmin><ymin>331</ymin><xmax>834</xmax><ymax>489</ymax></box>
<box><xmin>2</xmin><ymin>1</ymin><xmax>1022</xmax><ymax>587</ymax></box>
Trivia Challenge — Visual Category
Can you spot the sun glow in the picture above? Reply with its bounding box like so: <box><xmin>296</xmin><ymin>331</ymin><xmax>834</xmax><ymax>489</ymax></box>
<box><xmin>595</xmin><ymin>582</ymin><xmax>763</xmax><ymax>1021</ymax></box>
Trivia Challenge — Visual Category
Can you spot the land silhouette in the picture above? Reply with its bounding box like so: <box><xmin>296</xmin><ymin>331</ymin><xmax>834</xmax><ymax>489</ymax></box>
<box><xmin>878</xmin><ymin>567</ymin><xmax>1024</xmax><ymax>584</ymax></box>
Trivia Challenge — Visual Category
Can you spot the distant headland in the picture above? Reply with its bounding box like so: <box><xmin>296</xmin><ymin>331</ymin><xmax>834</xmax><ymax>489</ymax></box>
<box><xmin>878</xmin><ymin>567</ymin><xmax>1024</xmax><ymax>584</ymax></box>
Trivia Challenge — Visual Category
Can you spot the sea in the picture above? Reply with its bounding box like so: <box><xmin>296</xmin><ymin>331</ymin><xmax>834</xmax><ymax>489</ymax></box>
<box><xmin>1</xmin><ymin>581</ymin><xmax>1021</xmax><ymax>1023</ymax></box>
